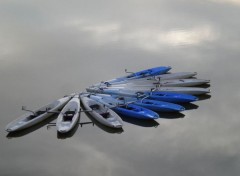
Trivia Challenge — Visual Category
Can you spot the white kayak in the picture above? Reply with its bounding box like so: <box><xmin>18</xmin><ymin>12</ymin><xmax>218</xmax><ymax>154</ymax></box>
<box><xmin>153</xmin><ymin>72</ymin><xmax>197</xmax><ymax>80</ymax></box>
<box><xmin>5</xmin><ymin>96</ymin><xmax>72</xmax><ymax>132</ymax></box>
<box><xmin>94</xmin><ymin>72</ymin><xmax>198</xmax><ymax>87</ymax></box>
<box><xmin>56</xmin><ymin>96</ymin><xmax>80</xmax><ymax>133</ymax></box>
<box><xmin>87</xmin><ymin>86</ymin><xmax>210</xmax><ymax>95</ymax></box>
<box><xmin>101</xmin><ymin>79</ymin><xmax>210</xmax><ymax>88</ymax></box>
<box><xmin>80</xmin><ymin>95</ymin><xmax>123</xmax><ymax>128</ymax></box>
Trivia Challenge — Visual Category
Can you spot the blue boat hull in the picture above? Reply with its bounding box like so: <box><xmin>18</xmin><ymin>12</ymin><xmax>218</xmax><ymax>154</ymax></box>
<box><xmin>109</xmin><ymin>66</ymin><xmax>171</xmax><ymax>83</ymax></box>
<box><xmin>145</xmin><ymin>91</ymin><xmax>198</xmax><ymax>103</ymax></box>
<box><xmin>133</xmin><ymin>99</ymin><xmax>185</xmax><ymax>112</ymax></box>
<box><xmin>112</xmin><ymin>104</ymin><xmax>159</xmax><ymax>120</ymax></box>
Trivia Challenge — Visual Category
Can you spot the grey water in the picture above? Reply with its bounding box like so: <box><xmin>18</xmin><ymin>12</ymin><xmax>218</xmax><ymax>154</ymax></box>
<box><xmin>1</xmin><ymin>0</ymin><xmax>240</xmax><ymax>175</ymax></box>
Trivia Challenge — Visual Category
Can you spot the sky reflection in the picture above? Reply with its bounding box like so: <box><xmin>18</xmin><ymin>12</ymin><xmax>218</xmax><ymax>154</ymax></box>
<box><xmin>1</xmin><ymin>0</ymin><xmax>240</xmax><ymax>176</ymax></box>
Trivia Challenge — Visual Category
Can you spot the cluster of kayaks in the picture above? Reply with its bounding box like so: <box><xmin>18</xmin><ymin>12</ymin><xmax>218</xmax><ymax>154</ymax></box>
<box><xmin>5</xmin><ymin>66</ymin><xmax>211</xmax><ymax>133</ymax></box>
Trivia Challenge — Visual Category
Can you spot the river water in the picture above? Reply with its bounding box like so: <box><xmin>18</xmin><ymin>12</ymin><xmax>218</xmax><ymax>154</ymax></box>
<box><xmin>1</xmin><ymin>0</ymin><xmax>240</xmax><ymax>175</ymax></box>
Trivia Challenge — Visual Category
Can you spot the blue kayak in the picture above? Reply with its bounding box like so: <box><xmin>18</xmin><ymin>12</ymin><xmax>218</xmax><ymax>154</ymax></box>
<box><xmin>145</xmin><ymin>91</ymin><xmax>198</xmax><ymax>103</ymax></box>
<box><xmin>112</xmin><ymin>104</ymin><xmax>159</xmax><ymax>120</ymax></box>
<box><xmin>126</xmin><ymin>98</ymin><xmax>185</xmax><ymax>112</ymax></box>
<box><xmin>88</xmin><ymin>94</ymin><xmax>159</xmax><ymax>120</ymax></box>
<box><xmin>106</xmin><ymin>66</ymin><xmax>171</xmax><ymax>84</ymax></box>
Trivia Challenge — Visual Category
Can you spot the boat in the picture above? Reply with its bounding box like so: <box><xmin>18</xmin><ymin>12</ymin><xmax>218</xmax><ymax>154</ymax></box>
<box><xmin>102</xmin><ymin>79</ymin><xmax>210</xmax><ymax>87</ymax></box>
<box><xmin>86</xmin><ymin>87</ymin><xmax>199</xmax><ymax>103</ymax></box>
<box><xmin>5</xmin><ymin>96</ymin><xmax>72</xmax><ymax>132</ymax></box>
<box><xmin>90</xmin><ymin>94</ymin><xmax>185</xmax><ymax>112</ymax></box>
<box><xmin>80</xmin><ymin>95</ymin><xmax>123</xmax><ymax>128</ymax></box>
<box><xmin>94</xmin><ymin>72</ymin><xmax>198</xmax><ymax>87</ymax></box>
<box><xmin>92</xmin><ymin>85</ymin><xmax>210</xmax><ymax>95</ymax></box>
<box><xmin>106</xmin><ymin>66</ymin><xmax>171</xmax><ymax>84</ymax></box>
<box><xmin>153</xmin><ymin>72</ymin><xmax>197</xmax><ymax>80</ymax></box>
<box><xmin>56</xmin><ymin>96</ymin><xmax>80</xmax><ymax>133</ymax></box>
<box><xmin>88</xmin><ymin>94</ymin><xmax>160</xmax><ymax>120</ymax></box>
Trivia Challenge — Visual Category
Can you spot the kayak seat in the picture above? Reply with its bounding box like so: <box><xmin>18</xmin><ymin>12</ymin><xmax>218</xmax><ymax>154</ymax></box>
<box><xmin>27</xmin><ymin>115</ymin><xmax>37</xmax><ymax>120</ymax></box>
<box><xmin>36</xmin><ymin>110</ymin><xmax>46</xmax><ymax>116</ymax></box>
<box><xmin>100</xmin><ymin>112</ymin><xmax>110</xmax><ymax>119</ymax></box>
<box><xmin>144</xmin><ymin>102</ymin><xmax>153</xmax><ymax>104</ymax></box>
<box><xmin>63</xmin><ymin>111</ymin><xmax>76</xmax><ymax>121</ymax></box>
<box><xmin>127</xmin><ymin>107</ymin><xmax>140</xmax><ymax>112</ymax></box>
<box><xmin>90</xmin><ymin>104</ymin><xmax>100</xmax><ymax>110</ymax></box>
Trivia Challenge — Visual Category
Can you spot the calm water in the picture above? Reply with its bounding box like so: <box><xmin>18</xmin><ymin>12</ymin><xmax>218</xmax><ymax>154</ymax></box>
<box><xmin>1</xmin><ymin>0</ymin><xmax>240</xmax><ymax>175</ymax></box>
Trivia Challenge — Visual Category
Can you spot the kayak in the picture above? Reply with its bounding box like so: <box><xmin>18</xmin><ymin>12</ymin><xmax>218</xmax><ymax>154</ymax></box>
<box><xmin>80</xmin><ymin>95</ymin><xmax>123</xmax><ymax>128</ymax></box>
<box><xmin>112</xmin><ymin>104</ymin><xmax>160</xmax><ymax>120</ymax></box>
<box><xmin>86</xmin><ymin>87</ymin><xmax>198</xmax><ymax>103</ymax></box>
<box><xmin>56</xmin><ymin>96</ymin><xmax>80</xmax><ymax>133</ymax></box>
<box><xmin>106</xmin><ymin>66</ymin><xmax>171</xmax><ymax>84</ymax></box>
<box><xmin>94</xmin><ymin>72</ymin><xmax>198</xmax><ymax>87</ymax></box>
<box><xmin>88</xmin><ymin>95</ymin><xmax>160</xmax><ymax>120</ymax></box>
<box><xmin>5</xmin><ymin>96</ymin><xmax>72</xmax><ymax>132</ymax></box>
<box><xmin>153</xmin><ymin>72</ymin><xmax>197</xmax><ymax>80</ymax></box>
<box><xmin>93</xmin><ymin>86</ymin><xmax>210</xmax><ymax>95</ymax></box>
<box><xmin>103</xmin><ymin>79</ymin><xmax>210</xmax><ymax>87</ymax></box>
<box><xmin>91</xmin><ymin>94</ymin><xmax>185</xmax><ymax>112</ymax></box>
<box><xmin>118</xmin><ymin>97</ymin><xmax>185</xmax><ymax>112</ymax></box>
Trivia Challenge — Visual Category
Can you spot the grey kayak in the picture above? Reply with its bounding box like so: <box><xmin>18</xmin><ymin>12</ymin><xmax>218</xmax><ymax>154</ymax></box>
<box><xmin>101</xmin><ymin>79</ymin><xmax>210</xmax><ymax>88</ymax></box>
<box><xmin>56</xmin><ymin>96</ymin><xmax>80</xmax><ymax>133</ymax></box>
<box><xmin>80</xmin><ymin>95</ymin><xmax>123</xmax><ymax>128</ymax></box>
<box><xmin>5</xmin><ymin>96</ymin><xmax>72</xmax><ymax>132</ymax></box>
<box><xmin>87</xmin><ymin>86</ymin><xmax>210</xmax><ymax>95</ymax></box>
<box><xmin>94</xmin><ymin>72</ymin><xmax>198</xmax><ymax>87</ymax></box>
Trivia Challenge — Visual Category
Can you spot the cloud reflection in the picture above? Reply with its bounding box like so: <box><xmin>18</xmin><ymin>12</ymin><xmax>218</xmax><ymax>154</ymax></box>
<box><xmin>64</xmin><ymin>19</ymin><xmax>217</xmax><ymax>51</ymax></box>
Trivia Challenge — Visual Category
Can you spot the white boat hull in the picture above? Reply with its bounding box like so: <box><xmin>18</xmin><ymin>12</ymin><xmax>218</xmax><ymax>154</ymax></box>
<box><xmin>5</xmin><ymin>96</ymin><xmax>72</xmax><ymax>132</ymax></box>
<box><xmin>57</xmin><ymin>96</ymin><xmax>80</xmax><ymax>133</ymax></box>
<box><xmin>80</xmin><ymin>95</ymin><xmax>123</xmax><ymax>128</ymax></box>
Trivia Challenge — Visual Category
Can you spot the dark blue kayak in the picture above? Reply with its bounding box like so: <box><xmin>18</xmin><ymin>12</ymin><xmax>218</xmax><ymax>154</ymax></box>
<box><xmin>132</xmin><ymin>99</ymin><xmax>185</xmax><ymax>112</ymax></box>
<box><xmin>107</xmin><ymin>66</ymin><xmax>171</xmax><ymax>84</ymax></box>
<box><xmin>112</xmin><ymin>104</ymin><xmax>160</xmax><ymax>120</ymax></box>
<box><xmin>145</xmin><ymin>91</ymin><xmax>198</xmax><ymax>103</ymax></box>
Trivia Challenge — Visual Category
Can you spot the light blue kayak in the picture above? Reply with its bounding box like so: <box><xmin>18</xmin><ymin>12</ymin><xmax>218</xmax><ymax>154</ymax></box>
<box><xmin>86</xmin><ymin>87</ymin><xmax>198</xmax><ymax>103</ymax></box>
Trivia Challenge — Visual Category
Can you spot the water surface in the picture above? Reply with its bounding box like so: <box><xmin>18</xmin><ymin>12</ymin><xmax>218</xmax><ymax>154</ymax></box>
<box><xmin>1</xmin><ymin>0</ymin><xmax>240</xmax><ymax>175</ymax></box>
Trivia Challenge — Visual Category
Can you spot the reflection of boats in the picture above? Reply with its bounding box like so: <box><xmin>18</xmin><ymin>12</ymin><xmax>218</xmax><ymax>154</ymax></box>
<box><xmin>181</xmin><ymin>103</ymin><xmax>199</xmax><ymax>110</ymax></box>
<box><xmin>157</xmin><ymin>112</ymin><xmax>185</xmax><ymax>119</ymax></box>
<box><xmin>57</xmin><ymin>97</ymin><xmax>80</xmax><ymax>133</ymax></box>
<box><xmin>197</xmin><ymin>94</ymin><xmax>212</xmax><ymax>101</ymax></box>
<box><xmin>57</xmin><ymin>122</ymin><xmax>80</xmax><ymax>139</ymax></box>
<box><xmin>84</xmin><ymin>112</ymin><xmax>124</xmax><ymax>134</ymax></box>
<box><xmin>5</xmin><ymin>96</ymin><xmax>72</xmax><ymax>132</ymax></box>
<box><xmin>6</xmin><ymin>115</ymin><xmax>57</xmax><ymax>139</ymax></box>
<box><xmin>120</xmin><ymin>115</ymin><xmax>159</xmax><ymax>128</ymax></box>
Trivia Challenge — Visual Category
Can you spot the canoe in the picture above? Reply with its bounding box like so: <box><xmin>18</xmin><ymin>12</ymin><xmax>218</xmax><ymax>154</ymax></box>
<box><xmin>80</xmin><ymin>95</ymin><xmax>123</xmax><ymax>128</ymax></box>
<box><xmin>5</xmin><ymin>96</ymin><xmax>72</xmax><ymax>132</ymax></box>
<box><xmin>103</xmin><ymin>79</ymin><xmax>210</xmax><ymax>87</ymax></box>
<box><xmin>86</xmin><ymin>87</ymin><xmax>198</xmax><ymax>103</ymax></box>
<box><xmin>56</xmin><ymin>96</ymin><xmax>80</xmax><ymax>133</ymax></box>
<box><xmin>88</xmin><ymin>94</ymin><xmax>160</xmax><ymax>120</ymax></box>
<box><xmin>106</xmin><ymin>66</ymin><xmax>171</xmax><ymax>84</ymax></box>
<box><xmin>91</xmin><ymin>94</ymin><xmax>185</xmax><ymax>112</ymax></box>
